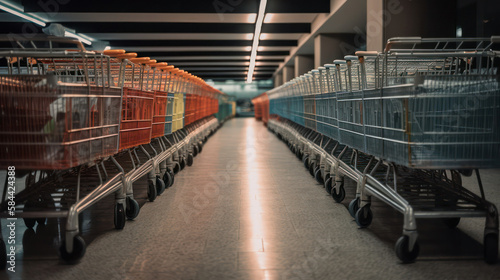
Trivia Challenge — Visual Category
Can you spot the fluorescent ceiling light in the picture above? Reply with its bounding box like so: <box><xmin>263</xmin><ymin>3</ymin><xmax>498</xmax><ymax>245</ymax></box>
<box><xmin>0</xmin><ymin>1</ymin><xmax>46</xmax><ymax>26</ymax></box>
<box><xmin>263</xmin><ymin>14</ymin><xmax>273</xmax><ymax>23</ymax></box>
<box><xmin>247</xmin><ymin>14</ymin><xmax>257</xmax><ymax>23</ymax></box>
<box><xmin>246</xmin><ymin>0</ymin><xmax>267</xmax><ymax>83</ymax></box>
<box><xmin>65</xmin><ymin>31</ymin><xmax>93</xmax><ymax>45</ymax></box>
<box><xmin>0</xmin><ymin>1</ymin><xmax>96</xmax><ymax>46</ymax></box>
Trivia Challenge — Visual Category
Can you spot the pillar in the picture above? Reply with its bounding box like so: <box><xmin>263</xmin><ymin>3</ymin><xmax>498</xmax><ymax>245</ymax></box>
<box><xmin>283</xmin><ymin>66</ymin><xmax>294</xmax><ymax>84</ymax></box>
<box><xmin>294</xmin><ymin>55</ymin><xmax>314</xmax><ymax>78</ymax></box>
<box><xmin>274</xmin><ymin>72</ymin><xmax>283</xmax><ymax>88</ymax></box>
<box><xmin>314</xmin><ymin>34</ymin><xmax>356</xmax><ymax>68</ymax></box>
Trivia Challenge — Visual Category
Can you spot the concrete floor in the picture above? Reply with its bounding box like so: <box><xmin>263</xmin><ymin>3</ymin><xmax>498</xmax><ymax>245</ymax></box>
<box><xmin>1</xmin><ymin>117</ymin><xmax>500</xmax><ymax>279</ymax></box>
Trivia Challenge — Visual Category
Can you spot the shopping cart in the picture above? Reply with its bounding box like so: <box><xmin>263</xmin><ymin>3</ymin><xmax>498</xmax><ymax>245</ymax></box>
<box><xmin>0</xmin><ymin>36</ymin><xmax>223</xmax><ymax>267</ymax></box>
<box><xmin>264</xmin><ymin>36</ymin><xmax>500</xmax><ymax>264</ymax></box>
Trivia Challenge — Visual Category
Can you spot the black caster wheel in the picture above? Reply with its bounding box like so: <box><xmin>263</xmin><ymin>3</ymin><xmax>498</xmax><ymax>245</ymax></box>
<box><xmin>324</xmin><ymin>177</ymin><xmax>333</xmax><ymax>194</ymax></box>
<box><xmin>193</xmin><ymin>145</ymin><xmax>198</xmax><ymax>157</ymax></box>
<box><xmin>314</xmin><ymin>167</ymin><xmax>324</xmax><ymax>184</ymax></box>
<box><xmin>23</xmin><ymin>200</ymin><xmax>37</xmax><ymax>229</ymax></box>
<box><xmin>348</xmin><ymin>197</ymin><xmax>360</xmax><ymax>218</ymax></box>
<box><xmin>395</xmin><ymin>236</ymin><xmax>420</xmax><ymax>263</ymax></box>
<box><xmin>60</xmin><ymin>235</ymin><xmax>86</xmax><ymax>264</ymax></box>
<box><xmin>331</xmin><ymin>182</ymin><xmax>346</xmax><ymax>203</ymax></box>
<box><xmin>114</xmin><ymin>203</ymin><xmax>126</xmax><ymax>229</ymax></box>
<box><xmin>163</xmin><ymin>171</ymin><xmax>173</xmax><ymax>188</ymax></box>
<box><xmin>355</xmin><ymin>205</ymin><xmax>373</xmax><ymax>228</ymax></box>
<box><xmin>308</xmin><ymin>162</ymin><xmax>316</xmax><ymax>177</ymax></box>
<box><xmin>168</xmin><ymin>168</ymin><xmax>175</xmax><ymax>187</ymax></box>
<box><xmin>198</xmin><ymin>143</ymin><xmax>203</xmax><ymax>153</ymax></box>
<box><xmin>302</xmin><ymin>156</ymin><xmax>309</xmax><ymax>169</ymax></box>
<box><xmin>147</xmin><ymin>181</ymin><xmax>157</xmax><ymax>202</ymax></box>
<box><xmin>0</xmin><ymin>238</ymin><xmax>6</xmax><ymax>270</ymax></box>
<box><xmin>125</xmin><ymin>197</ymin><xmax>140</xmax><ymax>220</ymax></box>
<box><xmin>173</xmin><ymin>161</ymin><xmax>181</xmax><ymax>174</ymax></box>
<box><xmin>484</xmin><ymin>233</ymin><xmax>498</xmax><ymax>264</ymax></box>
<box><xmin>22</xmin><ymin>228</ymin><xmax>36</xmax><ymax>251</ymax></box>
<box><xmin>180</xmin><ymin>157</ymin><xmax>186</xmax><ymax>170</ymax></box>
<box><xmin>443</xmin><ymin>217</ymin><xmax>460</xmax><ymax>229</ymax></box>
<box><xmin>156</xmin><ymin>176</ymin><xmax>166</xmax><ymax>195</ymax></box>
<box><xmin>323</xmin><ymin>174</ymin><xmax>330</xmax><ymax>187</ymax></box>
<box><xmin>187</xmin><ymin>153</ymin><xmax>194</xmax><ymax>167</ymax></box>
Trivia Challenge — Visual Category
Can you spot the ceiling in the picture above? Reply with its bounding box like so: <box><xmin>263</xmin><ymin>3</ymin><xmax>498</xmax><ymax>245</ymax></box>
<box><xmin>0</xmin><ymin>0</ymin><xmax>332</xmax><ymax>81</ymax></box>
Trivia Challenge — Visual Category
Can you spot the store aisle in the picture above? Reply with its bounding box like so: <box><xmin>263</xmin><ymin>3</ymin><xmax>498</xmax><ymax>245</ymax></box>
<box><xmin>4</xmin><ymin>118</ymin><xmax>500</xmax><ymax>280</ymax></box>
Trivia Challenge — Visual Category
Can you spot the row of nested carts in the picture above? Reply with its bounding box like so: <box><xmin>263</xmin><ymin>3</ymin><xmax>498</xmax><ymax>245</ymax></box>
<box><xmin>0</xmin><ymin>36</ymin><xmax>235</xmax><ymax>267</ymax></box>
<box><xmin>253</xmin><ymin>37</ymin><xmax>500</xmax><ymax>263</ymax></box>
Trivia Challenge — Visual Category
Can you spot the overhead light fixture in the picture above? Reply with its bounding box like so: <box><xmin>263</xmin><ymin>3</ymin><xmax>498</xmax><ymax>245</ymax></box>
<box><xmin>0</xmin><ymin>1</ymin><xmax>95</xmax><ymax>46</ymax></box>
<box><xmin>247</xmin><ymin>14</ymin><xmax>257</xmax><ymax>23</ymax></box>
<box><xmin>246</xmin><ymin>0</ymin><xmax>267</xmax><ymax>83</ymax></box>
<box><xmin>0</xmin><ymin>0</ymin><xmax>46</xmax><ymax>27</ymax></box>
<box><xmin>263</xmin><ymin>14</ymin><xmax>273</xmax><ymax>23</ymax></box>
<box><xmin>65</xmin><ymin>31</ymin><xmax>93</xmax><ymax>45</ymax></box>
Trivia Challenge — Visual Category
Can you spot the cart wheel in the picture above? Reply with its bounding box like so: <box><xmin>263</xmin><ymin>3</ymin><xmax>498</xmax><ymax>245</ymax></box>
<box><xmin>125</xmin><ymin>197</ymin><xmax>140</xmax><ymax>220</ymax></box>
<box><xmin>348</xmin><ymin>197</ymin><xmax>360</xmax><ymax>218</ymax></box>
<box><xmin>302</xmin><ymin>156</ymin><xmax>309</xmax><ymax>169</ymax></box>
<box><xmin>60</xmin><ymin>235</ymin><xmax>86</xmax><ymax>263</ymax></box>
<box><xmin>314</xmin><ymin>167</ymin><xmax>324</xmax><ymax>184</ymax></box>
<box><xmin>193</xmin><ymin>145</ymin><xmax>198</xmax><ymax>157</ymax></box>
<box><xmin>324</xmin><ymin>177</ymin><xmax>333</xmax><ymax>194</ymax></box>
<box><xmin>443</xmin><ymin>217</ymin><xmax>460</xmax><ymax>229</ymax></box>
<box><xmin>332</xmin><ymin>182</ymin><xmax>346</xmax><ymax>203</ymax></box>
<box><xmin>198</xmin><ymin>143</ymin><xmax>203</xmax><ymax>153</ymax></box>
<box><xmin>156</xmin><ymin>176</ymin><xmax>166</xmax><ymax>195</ymax></box>
<box><xmin>147</xmin><ymin>181</ymin><xmax>157</xmax><ymax>202</ymax></box>
<box><xmin>0</xmin><ymin>239</ymin><xmax>6</xmax><ymax>270</ymax></box>
<box><xmin>23</xmin><ymin>200</ymin><xmax>37</xmax><ymax>229</ymax></box>
<box><xmin>395</xmin><ymin>235</ymin><xmax>420</xmax><ymax>263</ymax></box>
<box><xmin>168</xmin><ymin>168</ymin><xmax>175</xmax><ymax>187</ymax></box>
<box><xmin>187</xmin><ymin>153</ymin><xmax>194</xmax><ymax>167</ymax></box>
<box><xmin>163</xmin><ymin>171</ymin><xmax>172</xmax><ymax>188</ymax></box>
<box><xmin>114</xmin><ymin>203</ymin><xmax>126</xmax><ymax>229</ymax></box>
<box><xmin>355</xmin><ymin>205</ymin><xmax>373</xmax><ymax>228</ymax></box>
<box><xmin>22</xmin><ymin>228</ymin><xmax>36</xmax><ymax>251</ymax></box>
<box><xmin>180</xmin><ymin>157</ymin><xmax>186</xmax><ymax>170</ymax></box>
<box><xmin>308</xmin><ymin>162</ymin><xmax>316</xmax><ymax>177</ymax></box>
<box><xmin>173</xmin><ymin>162</ymin><xmax>181</xmax><ymax>174</ymax></box>
<box><xmin>484</xmin><ymin>233</ymin><xmax>498</xmax><ymax>264</ymax></box>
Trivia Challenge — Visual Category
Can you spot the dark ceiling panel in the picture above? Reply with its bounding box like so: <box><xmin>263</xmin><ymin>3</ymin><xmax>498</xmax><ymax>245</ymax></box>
<box><xmin>22</xmin><ymin>0</ymin><xmax>259</xmax><ymax>13</ymax></box>
<box><xmin>61</xmin><ymin>23</ymin><xmax>255</xmax><ymax>34</ymax></box>
<box><xmin>56</xmin><ymin>22</ymin><xmax>310</xmax><ymax>34</ymax></box>
<box><xmin>266</xmin><ymin>0</ymin><xmax>330</xmax><ymax>13</ymax></box>
<box><xmin>261</xmin><ymin>23</ymin><xmax>310</xmax><ymax>33</ymax></box>
<box><xmin>23</xmin><ymin>0</ymin><xmax>329</xmax><ymax>13</ymax></box>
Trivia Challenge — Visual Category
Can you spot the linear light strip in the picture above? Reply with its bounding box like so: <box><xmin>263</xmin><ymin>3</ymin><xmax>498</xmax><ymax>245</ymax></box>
<box><xmin>0</xmin><ymin>0</ymin><xmax>94</xmax><ymax>45</ymax></box>
<box><xmin>246</xmin><ymin>0</ymin><xmax>267</xmax><ymax>83</ymax></box>
<box><xmin>0</xmin><ymin>2</ymin><xmax>46</xmax><ymax>26</ymax></box>
<box><xmin>64</xmin><ymin>31</ymin><xmax>92</xmax><ymax>45</ymax></box>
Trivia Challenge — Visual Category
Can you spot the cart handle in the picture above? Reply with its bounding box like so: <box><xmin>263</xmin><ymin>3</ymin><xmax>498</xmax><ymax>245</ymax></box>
<box><xmin>103</xmin><ymin>49</ymin><xmax>126</xmax><ymax>56</ymax></box>
<box><xmin>355</xmin><ymin>51</ymin><xmax>379</xmax><ymax>57</ymax></box>
<box><xmin>385</xmin><ymin>36</ymin><xmax>499</xmax><ymax>52</ymax></box>
<box><xmin>116</xmin><ymin>53</ymin><xmax>137</xmax><ymax>59</ymax></box>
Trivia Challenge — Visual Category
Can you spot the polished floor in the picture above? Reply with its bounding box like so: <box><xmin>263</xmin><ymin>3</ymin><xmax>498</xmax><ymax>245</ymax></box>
<box><xmin>2</xmin><ymin>118</ymin><xmax>500</xmax><ymax>279</ymax></box>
